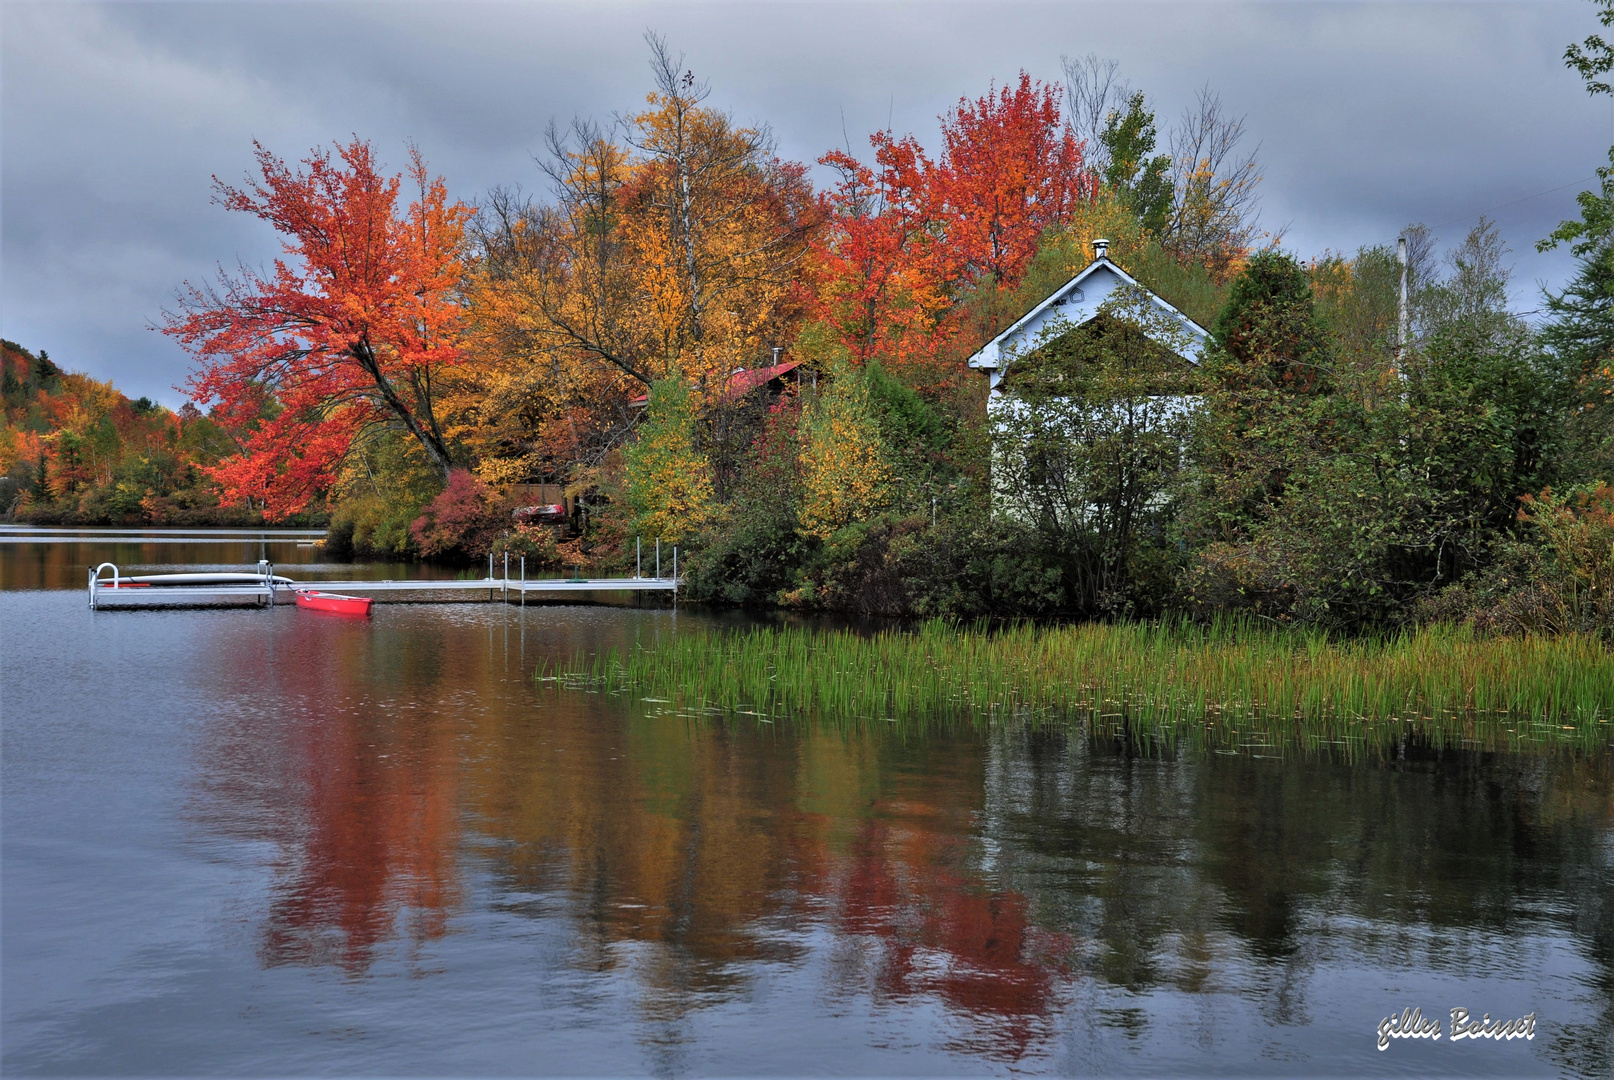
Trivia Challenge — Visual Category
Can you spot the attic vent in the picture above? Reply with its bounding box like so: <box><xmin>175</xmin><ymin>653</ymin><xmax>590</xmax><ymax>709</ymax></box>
<box><xmin>1054</xmin><ymin>288</ymin><xmax>1084</xmax><ymax>306</ymax></box>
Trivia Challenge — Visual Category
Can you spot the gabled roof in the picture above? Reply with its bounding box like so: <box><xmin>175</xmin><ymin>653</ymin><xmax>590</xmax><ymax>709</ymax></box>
<box><xmin>724</xmin><ymin>359</ymin><xmax>800</xmax><ymax>397</ymax></box>
<box><xmin>967</xmin><ymin>255</ymin><xmax>1212</xmax><ymax>372</ymax></box>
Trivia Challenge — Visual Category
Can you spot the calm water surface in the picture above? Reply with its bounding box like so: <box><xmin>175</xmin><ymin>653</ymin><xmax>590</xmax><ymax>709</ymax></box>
<box><xmin>2</xmin><ymin>543</ymin><xmax>1611</xmax><ymax>1076</ymax></box>
<box><xmin>0</xmin><ymin>533</ymin><xmax>480</xmax><ymax>592</ymax></box>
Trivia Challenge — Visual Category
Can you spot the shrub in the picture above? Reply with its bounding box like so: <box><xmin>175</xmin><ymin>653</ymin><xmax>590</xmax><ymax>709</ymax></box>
<box><xmin>324</xmin><ymin>517</ymin><xmax>357</xmax><ymax>560</ymax></box>
<box><xmin>1510</xmin><ymin>484</ymin><xmax>1614</xmax><ymax>635</ymax></box>
<box><xmin>780</xmin><ymin>513</ymin><xmax>1067</xmax><ymax>618</ymax></box>
<box><xmin>409</xmin><ymin>469</ymin><xmax>512</xmax><ymax>563</ymax></box>
<box><xmin>488</xmin><ymin>523</ymin><xmax>561</xmax><ymax>569</ymax></box>
<box><xmin>1415</xmin><ymin>484</ymin><xmax>1614</xmax><ymax>638</ymax></box>
<box><xmin>683</xmin><ymin>403</ymin><xmax>807</xmax><ymax>606</ymax></box>
<box><xmin>684</xmin><ymin>506</ymin><xmax>804</xmax><ymax>606</ymax></box>
<box><xmin>328</xmin><ymin>492</ymin><xmax>426</xmax><ymax>560</ymax></box>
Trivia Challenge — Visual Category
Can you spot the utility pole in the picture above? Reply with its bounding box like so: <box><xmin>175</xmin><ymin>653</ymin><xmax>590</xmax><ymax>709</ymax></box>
<box><xmin>1396</xmin><ymin>235</ymin><xmax>1409</xmax><ymax>371</ymax></box>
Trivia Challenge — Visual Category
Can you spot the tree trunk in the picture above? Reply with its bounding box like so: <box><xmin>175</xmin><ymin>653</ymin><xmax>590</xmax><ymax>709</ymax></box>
<box><xmin>351</xmin><ymin>340</ymin><xmax>456</xmax><ymax>481</ymax></box>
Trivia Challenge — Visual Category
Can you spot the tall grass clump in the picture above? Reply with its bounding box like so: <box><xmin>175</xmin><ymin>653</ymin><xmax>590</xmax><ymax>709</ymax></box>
<box><xmin>544</xmin><ymin>618</ymin><xmax>1614</xmax><ymax>754</ymax></box>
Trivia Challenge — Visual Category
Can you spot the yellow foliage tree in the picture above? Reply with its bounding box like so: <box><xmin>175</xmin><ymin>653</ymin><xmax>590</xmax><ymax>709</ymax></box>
<box><xmin>1162</xmin><ymin>90</ymin><xmax>1273</xmax><ymax>282</ymax></box>
<box><xmin>797</xmin><ymin>361</ymin><xmax>894</xmax><ymax>540</ymax></box>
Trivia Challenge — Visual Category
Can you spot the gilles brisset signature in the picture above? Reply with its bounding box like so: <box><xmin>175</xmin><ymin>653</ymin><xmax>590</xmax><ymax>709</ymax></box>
<box><xmin>1377</xmin><ymin>1007</ymin><xmax>1537</xmax><ymax>1051</ymax></box>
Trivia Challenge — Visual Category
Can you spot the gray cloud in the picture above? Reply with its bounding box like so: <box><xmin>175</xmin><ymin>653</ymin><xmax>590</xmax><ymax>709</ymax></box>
<box><xmin>2</xmin><ymin>1</ymin><xmax>1602</xmax><ymax>405</ymax></box>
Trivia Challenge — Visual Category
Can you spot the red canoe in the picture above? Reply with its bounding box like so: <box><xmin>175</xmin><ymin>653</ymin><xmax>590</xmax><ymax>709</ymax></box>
<box><xmin>295</xmin><ymin>590</ymin><xmax>373</xmax><ymax>616</ymax></box>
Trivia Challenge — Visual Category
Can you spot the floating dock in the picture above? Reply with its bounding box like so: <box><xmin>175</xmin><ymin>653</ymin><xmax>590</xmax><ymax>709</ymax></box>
<box><xmin>88</xmin><ymin>556</ymin><xmax>679</xmax><ymax>610</ymax></box>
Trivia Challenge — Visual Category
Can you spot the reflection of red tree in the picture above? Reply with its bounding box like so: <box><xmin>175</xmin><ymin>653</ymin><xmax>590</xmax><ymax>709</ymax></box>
<box><xmin>252</xmin><ymin>619</ymin><xmax>463</xmax><ymax>974</ymax></box>
<box><xmin>830</xmin><ymin>806</ymin><xmax>1068</xmax><ymax>1060</ymax></box>
<box><xmin>200</xmin><ymin>635</ymin><xmax>1069</xmax><ymax>1048</ymax></box>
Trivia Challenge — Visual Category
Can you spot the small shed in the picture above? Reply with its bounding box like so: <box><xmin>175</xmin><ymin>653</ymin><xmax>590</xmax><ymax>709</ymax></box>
<box><xmin>629</xmin><ymin>359</ymin><xmax>802</xmax><ymax>409</ymax></box>
<box><xmin>966</xmin><ymin>240</ymin><xmax>1212</xmax><ymax>396</ymax></box>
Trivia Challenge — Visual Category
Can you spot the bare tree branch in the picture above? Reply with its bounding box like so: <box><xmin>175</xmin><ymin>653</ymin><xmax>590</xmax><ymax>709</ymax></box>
<box><xmin>1061</xmin><ymin>53</ymin><xmax>1130</xmax><ymax>173</ymax></box>
<box><xmin>1163</xmin><ymin>87</ymin><xmax>1271</xmax><ymax>276</ymax></box>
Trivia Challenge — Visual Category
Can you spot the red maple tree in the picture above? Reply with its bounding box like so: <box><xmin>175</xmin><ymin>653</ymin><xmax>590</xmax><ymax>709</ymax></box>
<box><xmin>163</xmin><ymin>138</ymin><xmax>470</xmax><ymax>517</ymax></box>
<box><xmin>932</xmin><ymin>72</ymin><xmax>1095</xmax><ymax>289</ymax></box>
<box><xmin>808</xmin><ymin>73</ymin><xmax>1095</xmax><ymax>390</ymax></box>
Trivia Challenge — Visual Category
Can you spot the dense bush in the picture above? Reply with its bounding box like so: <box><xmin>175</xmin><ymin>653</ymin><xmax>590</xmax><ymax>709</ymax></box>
<box><xmin>409</xmin><ymin>469</ymin><xmax>513</xmax><ymax>563</ymax></box>
<box><xmin>1419</xmin><ymin>484</ymin><xmax>1614</xmax><ymax>638</ymax></box>
<box><xmin>489</xmin><ymin>524</ymin><xmax>561</xmax><ymax>569</ymax></box>
<box><xmin>682</xmin><ymin>406</ymin><xmax>806</xmax><ymax>605</ymax></box>
<box><xmin>327</xmin><ymin>494</ymin><xmax>424</xmax><ymax>560</ymax></box>
<box><xmin>683</xmin><ymin>505</ymin><xmax>804</xmax><ymax>606</ymax></box>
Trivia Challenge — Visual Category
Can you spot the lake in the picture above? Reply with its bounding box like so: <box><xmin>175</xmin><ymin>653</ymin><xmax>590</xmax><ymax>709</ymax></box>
<box><xmin>2</xmin><ymin>535</ymin><xmax>1610</xmax><ymax>1076</ymax></box>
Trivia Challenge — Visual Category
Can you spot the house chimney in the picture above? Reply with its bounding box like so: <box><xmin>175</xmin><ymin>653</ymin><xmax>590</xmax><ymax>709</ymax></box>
<box><xmin>1093</xmin><ymin>238</ymin><xmax>1110</xmax><ymax>260</ymax></box>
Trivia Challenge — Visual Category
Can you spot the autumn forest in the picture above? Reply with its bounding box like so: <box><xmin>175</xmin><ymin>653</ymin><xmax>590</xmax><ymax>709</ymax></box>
<box><xmin>4</xmin><ymin>35</ymin><xmax>1611</xmax><ymax>633</ymax></box>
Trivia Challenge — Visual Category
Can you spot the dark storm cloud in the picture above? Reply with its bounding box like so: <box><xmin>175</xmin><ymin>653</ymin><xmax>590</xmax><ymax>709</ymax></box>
<box><xmin>1</xmin><ymin>1</ymin><xmax>1602</xmax><ymax>404</ymax></box>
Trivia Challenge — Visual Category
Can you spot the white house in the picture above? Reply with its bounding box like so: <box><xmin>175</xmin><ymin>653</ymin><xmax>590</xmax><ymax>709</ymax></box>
<box><xmin>971</xmin><ymin>240</ymin><xmax>1216</xmax><ymax>524</ymax></box>
<box><xmin>966</xmin><ymin>239</ymin><xmax>1212</xmax><ymax>398</ymax></box>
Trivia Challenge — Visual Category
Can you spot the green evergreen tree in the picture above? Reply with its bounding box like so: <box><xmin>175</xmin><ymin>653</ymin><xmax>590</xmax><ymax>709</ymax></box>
<box><xmin>1189</xmin><ymin>251</ymin><xmax>1334</xmax><ymax>540</ymax></box>
<box><xmin>862</xmin><ymin>360</ymin><xmax>951</xmax><ymax>501</ymax></box>
<box><xmin>1538</xmin><ymin>152</ymin><xmax>1614</xmax><ymax>373</ymax></box>
<box><xmin>1539</xmin><ymin>0</ymin><xmax>1614</xmax><ymax>478</ymax></box>
<box><xmin>1210</xmin><ymin>251</ymin><xmax>1333</xmax><ymax>388</ymax></box>
<box><xmin>1538</xmin><ymin>208</ymin><xmax>1614</xmax><ymax>479</ymax></box>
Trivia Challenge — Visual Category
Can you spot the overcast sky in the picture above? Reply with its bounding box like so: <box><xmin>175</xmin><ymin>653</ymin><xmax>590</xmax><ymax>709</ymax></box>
<box><xmin>2</xmin><ymin>0</ymin><xmax>1606</xmax><ymax>405</ymax></box>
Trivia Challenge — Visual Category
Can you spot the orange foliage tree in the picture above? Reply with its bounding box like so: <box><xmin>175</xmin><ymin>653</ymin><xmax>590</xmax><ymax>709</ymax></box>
<box><xmin>0</xmin><ymin>341</ymin><xmax>231</xmax><ymax>522</ymax></box>
<box><xmin>459</xmin><ymin>36</ymin><xmax>815</xmax><ymax>486</ymax></box>
<box><xmin>163</xmin><ymin>139</ymin><xmax>471</xmax><ymax>517</ymax></box>
<box><xmin>811</xmin><ymin>136</ymin><xmax>952</xmax><ymax>375</ymax></box>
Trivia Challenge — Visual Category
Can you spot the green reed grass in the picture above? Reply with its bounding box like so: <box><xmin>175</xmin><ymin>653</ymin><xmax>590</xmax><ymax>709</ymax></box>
<box><xmin>542</xmin><ymin>619</ymin><xmax>1614</xmax><ymax>754</ymax></box>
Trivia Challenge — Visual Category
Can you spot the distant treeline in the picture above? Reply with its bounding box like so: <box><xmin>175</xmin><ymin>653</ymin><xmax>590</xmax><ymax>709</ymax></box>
<box><xmin>0</xmin><ymin>339</ymin><xmax>275</xmax><ymax>526</ymax></box>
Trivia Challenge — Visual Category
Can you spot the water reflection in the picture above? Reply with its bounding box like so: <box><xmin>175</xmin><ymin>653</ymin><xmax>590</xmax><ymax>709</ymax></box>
<box><xmin>0</xmin><ymin>539</ymin><xmax>314</xmax><ymax>590</ymax></box>
<box><xmin>7</xmin><ymin>571</ymin><xmax>1607</xmax><ymax>1076</ymax></box>
<box><xmin>192</xmin><ymin>608</ymin><xmax>474</xmax><ymax>976</ymax></box>
<box><xmin>0</xmin><ymin>535</ymin><xmax>482</xmax><ymax>590</ymax></box>
<box><xmin>181</xmin><ymin>605</ymin><xmax>1612</xmax><ymax>1073</ymax></box>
